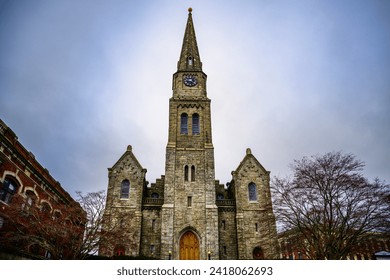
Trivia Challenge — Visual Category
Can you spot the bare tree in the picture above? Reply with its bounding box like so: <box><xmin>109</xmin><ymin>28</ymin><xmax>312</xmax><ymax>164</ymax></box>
<box><xmin>0</xmin><ymin>195</ymin><xmax>85</xmax><ymax>259</ymax></box>
<box><xmin>75</xmin><ymin>190</ymin><xmax>129</xmax><ymax>258</ymax></box>
<box><xmin>272</xmin><ymin>151</ymin><xmax>389</xmax><ymax>259</ymax></box>
<box><xmin>74</xmin><ymin>190</ymin><xmax>106</xmax><ymax>258</ymax></box>
<box><xmin>0</xmin><ymin>190</ymin><xmax>131</xmax><ymax>259</ymax></box>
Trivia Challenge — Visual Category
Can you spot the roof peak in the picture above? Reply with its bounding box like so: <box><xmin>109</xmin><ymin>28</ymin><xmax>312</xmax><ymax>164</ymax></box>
<box><xmin>177</xmin><ymin>8</ymin><xmax>202</xmax><ymax>71</ymax></box>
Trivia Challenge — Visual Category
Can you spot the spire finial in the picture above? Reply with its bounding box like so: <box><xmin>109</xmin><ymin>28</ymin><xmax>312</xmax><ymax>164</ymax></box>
<box><xmin>177</xmin><ymin>6</ymin><xmax>202</xmax><ymax>71</ymax></box>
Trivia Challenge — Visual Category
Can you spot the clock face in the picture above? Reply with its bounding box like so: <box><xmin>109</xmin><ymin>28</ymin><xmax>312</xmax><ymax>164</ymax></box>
<box><xmin>183</xmin><ymin>75</ymin><xmax>198</xmax><ymax>87</ymax></box>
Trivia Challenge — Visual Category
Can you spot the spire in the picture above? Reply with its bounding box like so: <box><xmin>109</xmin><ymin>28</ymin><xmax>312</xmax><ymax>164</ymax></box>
<box><xmin>177</xmin><ymin>8</ymin><xmax>202</xmax><ymax>71</ymax></box>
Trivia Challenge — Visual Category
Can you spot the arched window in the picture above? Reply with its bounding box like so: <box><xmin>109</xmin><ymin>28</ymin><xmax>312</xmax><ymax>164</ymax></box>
<box><xmin>41</xmin><ymin>202</ymin><xmax>52</xmax><ymax>214</ymax></box>
<box><xmin>0</xmin><ymin>177</ymin><xmax>18</xmax><ymax>204</ymax></box>
<box><xmin>192</xmin><ymin>114</ymin><xmax>200</xmax><ymax>135</ymax></box>
<box><xmin>150</xmin><ymin>244</ymin><xmax>155</xmax><ymax>254</ymax></box>
<box><xmin>114</xmin><ymin>245</ymin><xmax>125</xmax><ymax>257</ymax></box>
<box><xmin>53</xmin><ymin>210</ymin><xmax>61</xmax><ymax>220</ymax></box>
<box><xmin>181</xmin><ymin>113</ymin><xmax>188</xmax><ymax>135</ymax></box>
<box><xmin>23</xmin><ymin>190</ymin><xmax>37</xmax><ymax>212</ymax></box>
<box><xmin>120</xmin><ymin>180</ymin><xmax>130</xmax><ymax>199</ymax></box>
<box><xmin>248</xmin><ymin>182</ymin><xmax>258</xmax><ymax>201</ymax></box>
<box><xmin>191</xmin><ymin>165</ymin><xmax>196</xmax><ymax>182</ymax></box>
<box><xmin>151</xmin><ymin>192</ymin><xmax>159</xmax><ymax>199</ymax></box>
<box><xmin>184</xmin><ymin>165</ymin><xmax>189</xmax><ymax>182</ymax></box>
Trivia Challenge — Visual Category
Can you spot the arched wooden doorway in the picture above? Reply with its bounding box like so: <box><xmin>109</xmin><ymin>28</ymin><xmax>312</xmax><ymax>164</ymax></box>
<box><xmin>179</xmin><ymin>231</ymin><xmax>200</xmax><ymax>260</ymax></box>
<box><xmin>253</xmin><ymin>246</ymin><xmax>265</xmax><ymax>259</ymax></box>
<box><xmin>113</xmin><ymin>245</ymin><xmax>125</xmax><ymax>257</ymax></box>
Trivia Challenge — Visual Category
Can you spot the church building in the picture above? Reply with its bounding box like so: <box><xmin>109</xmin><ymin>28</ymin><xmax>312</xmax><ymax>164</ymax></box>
<box><xmin>99</xmin><ymin>9</ymin><xmax>278</xmax><ymax>260</ymax></box>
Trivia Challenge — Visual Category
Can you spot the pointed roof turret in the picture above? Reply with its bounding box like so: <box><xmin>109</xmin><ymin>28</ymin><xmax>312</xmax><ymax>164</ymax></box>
<box><xmin>177</xmin><ymin>8</ymin><xmax>202</xmax><ymax>71</ymax></box>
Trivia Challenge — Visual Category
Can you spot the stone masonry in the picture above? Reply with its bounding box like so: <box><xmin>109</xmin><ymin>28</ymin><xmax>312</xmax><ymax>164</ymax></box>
<box><xmin>99</xmin><ymin>9</ymin><xmax>279</xmax><ymax>260</ymax></box>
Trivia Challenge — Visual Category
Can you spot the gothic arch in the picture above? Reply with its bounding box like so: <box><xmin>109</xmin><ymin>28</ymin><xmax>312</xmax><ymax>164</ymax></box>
<box><xmin>184</xmin><ymin>165</ymin><xmax>189</xmax><ymax>181</ymax></box>
<box><xmin>248</xmin><ymin>182</ymin><xmax>258</xmax><ymax>201</ymax></box>
<box><xmin>120</xmin><ymin>179</ymin><xmax>130</xmax><ymax>199</ymax></box>
<box><xmin>180</xmin><ymin>113</ymin><xmax>188</xmax><ymax>135</ymax></box>
<box><xmin>113</xmin><ymin>245</ymin><xmax>126</xmax><ymax>257</ymax></box>
<box><xmin>192</xmin><ymin>113</ymin><xmax>200</xmax><ymax>135</ymax></box>
<box><xmin>253</xmin><ymin>246</ymin><xmax>265</xmax><ymax>260</ymax></box>
<box><xmin>179</xmin><ymin>230</ymin><xmax>200</xmax><ymax>260</ymax></box>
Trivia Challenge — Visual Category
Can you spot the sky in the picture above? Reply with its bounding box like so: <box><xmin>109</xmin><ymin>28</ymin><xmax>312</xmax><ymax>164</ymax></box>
<box><xmin>0</xmin><ymin>0</ymin><xmax>389</xmax><ymax>197</ymax></box>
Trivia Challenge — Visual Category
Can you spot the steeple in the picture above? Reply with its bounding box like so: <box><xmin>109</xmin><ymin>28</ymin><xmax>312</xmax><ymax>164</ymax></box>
<box><xmin>177</xmin><ymin>8</ymin><xmax>202</xmax><ymax>72</ymax></box>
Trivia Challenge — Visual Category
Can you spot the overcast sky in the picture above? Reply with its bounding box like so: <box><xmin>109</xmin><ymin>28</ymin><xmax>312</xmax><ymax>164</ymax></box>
<box><xmin>1</xmin><ymin>0</ymin><xmax>389</xmax><ymax>196</ymax></box>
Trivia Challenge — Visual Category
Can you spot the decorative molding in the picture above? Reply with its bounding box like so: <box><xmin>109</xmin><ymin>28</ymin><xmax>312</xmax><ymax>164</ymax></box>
<box><xmin>177</xmin><ymin>103</ymin><xmax>204</xmax><ymax>109</ymax></box>
<box><xmin>218</xmin><ymin>207</ymin><xmax>236</xmax><ymax>213</ymax></box>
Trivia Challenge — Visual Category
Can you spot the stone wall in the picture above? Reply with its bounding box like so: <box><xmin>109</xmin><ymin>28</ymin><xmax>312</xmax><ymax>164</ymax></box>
<box><xmin>231</xmin><ymin>149</ymin><xmax>279</xmax><ymax>259</ymax></box>
<box><xmin>100</xmin><ymin>145</ymin><xmax>146</xmax><ymax>257</ymax></box>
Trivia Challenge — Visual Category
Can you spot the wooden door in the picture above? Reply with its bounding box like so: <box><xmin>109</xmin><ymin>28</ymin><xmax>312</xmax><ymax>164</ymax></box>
<box><xmin>253</xmin><ymin>246</ymin><xmax>264</xmax><ymax>259</ymax></box>
<box><xmin>179</xmin><ymin>231</ymin><xmax>200</xmax><ymax>260</ymax></box>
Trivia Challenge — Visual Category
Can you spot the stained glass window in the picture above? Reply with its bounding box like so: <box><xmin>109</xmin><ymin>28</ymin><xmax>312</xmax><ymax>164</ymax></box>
<box><xmin>120</xmin><ymin>179</ymin><xmax>130</xmax><ymax>199</ymax></box>
<box><xmin>181</xmin><ymin>113</ymin><xmax>188</xmax><ymax>135</ymax></box>
<box><xmin>192</xmin><ymin>114</ymin><xmax>200</xmax><ymax>135</ymax></box>
<box><xmin>248</xmin><ymin>182</ymin><xmax>258</xmax><ymax>201</ymax></box>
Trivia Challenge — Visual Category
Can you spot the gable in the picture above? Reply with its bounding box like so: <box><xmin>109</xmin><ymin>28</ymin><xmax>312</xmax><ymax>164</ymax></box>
<box><xmin>234</xmin><ymin>148</ymin><xmax>269</xmax><ymax>177</ymax></box>
<box><xmin>109</xmin><ymin>145</ymin><xmax>146</xmax><ymax>178</ymax></box>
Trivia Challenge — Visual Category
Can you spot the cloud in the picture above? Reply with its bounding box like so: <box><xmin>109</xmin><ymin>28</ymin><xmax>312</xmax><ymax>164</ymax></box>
<box><xmin>0</xmin><ymin>0</ymin><xmax>389</xmax><ymax>196</ymax></box>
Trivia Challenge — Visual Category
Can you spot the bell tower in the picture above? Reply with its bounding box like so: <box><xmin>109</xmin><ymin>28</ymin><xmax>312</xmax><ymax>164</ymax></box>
<box><xmin>160</xmin><ymin>8</ymin><xmax>219</xmax><ymax>260</ymax></box>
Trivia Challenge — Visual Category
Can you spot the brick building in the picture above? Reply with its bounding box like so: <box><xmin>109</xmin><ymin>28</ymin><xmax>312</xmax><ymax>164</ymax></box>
<box><xmin>278</xmin><ymin>230</ymin><xmax>390</xmax><ymax>260</ymax></box>
<box><xmin>0</xmin><ymin>119</ymin><xmax>84</xmax><ymax>259</ymax></box>
<box><xmin>99</xmin><ymin>9</ymin><xmax>279</xmax><ymax>260</ymax></box>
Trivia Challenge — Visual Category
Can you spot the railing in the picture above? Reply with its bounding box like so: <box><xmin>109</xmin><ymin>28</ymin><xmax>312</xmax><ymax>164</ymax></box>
<box><xmin>142</xmin><ymin>198</ymin><xmax>235</xmax><ymax>207</ymax></box>
<box><xmin>142</xmin><ymin>198</ymin><xmax>164</xmax><ymax>205</ymax></box>
<box><xmin>216</xmin><ymin>199</ymin><xmax>236</xmax><ymax>207</ymax></box>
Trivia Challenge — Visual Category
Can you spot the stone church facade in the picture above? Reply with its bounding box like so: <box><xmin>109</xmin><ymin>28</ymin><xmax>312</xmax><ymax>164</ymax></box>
<box><xmin>99</xmin><ymin>9</ymin><xmax>278</xmax><ymax>260</ymax></box>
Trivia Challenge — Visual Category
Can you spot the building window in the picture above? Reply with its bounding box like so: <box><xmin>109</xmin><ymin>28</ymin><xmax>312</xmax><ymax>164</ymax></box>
<box><xmin>23</xmin><ymin>190</ymin><xmax>37</xmax><ymax>212</ymax></box>
<box><xmin>151</xmin><ymin>192</ymin><xmax>159</xmax><ymax>199</ymax></box>
<box><xmin>120</xmin><ymin>179</ymin><xmax>130</xmax><ymax>199</ymax></box>
<box><xmin>192</xmin><ymin>114</ymin><xmax>200</xmax><ymax>135</ymax></box>
<box><xmin>53</xmin><ymin>210</ymin><xmax>61</xmax><ymax>220</ymax></box>
<box><xmin>180</xmin><ymin>113</ymin><xmax>188</xmax><ymax>135</ymax></box>
<box><xmin>41</xmin><ymin>202</ymin><xmax>52</xmax><ymax>214</ymax></box>
<box><xmin>0</xmin><ymin>178</ymin><xmax>18</xmax><ymax>204</ymax></box>
<box><xmin>248</xmin><ymin>182</ymin><xmax>258</xmax><ymax>201</ymax></box>
<box><xmin>222</xmin><ymin>220</ymin><xmax>226</xmax><ymax>230</ymax></box>
<box><xmin>191</xmin><ymin>165</ymin><xmax>195</xmax><ymax>182</ymax></box>
<box><xmin>150</xmin><ymin>245</ymin><xmax>155</xmax><ymax>254</ymax></box>
<box><xmin>184</xmin><ymin>165</ymin><xmax>189</xmax><ymax>181</ymax></box>
<box><xmin>187</xmin><ymin>196</ymin><xmax>192</xmax><ymax>207</ymax></box>
<box><xmin>255</xmin><ymin>223</ymin><xmax>258</xmax><ymax>232</ymax></box>
<box><xmin>45</xmin><ymin>250</ymin><xmax>52</xmax><ymax>259</ymax></box>
<box><xmin>223</xmin><ymin>246</ymin><xmax>227</xmax><ymax>255</ymax></box>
